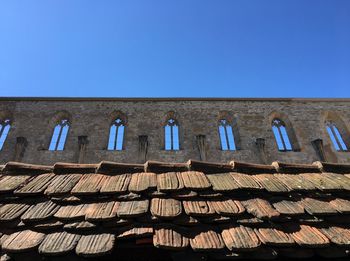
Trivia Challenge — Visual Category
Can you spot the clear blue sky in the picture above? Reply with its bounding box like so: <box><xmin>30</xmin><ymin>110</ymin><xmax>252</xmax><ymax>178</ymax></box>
<box><xmin>0</xmin><ymin>0</ymin><xmax>349</xmax><ymax>97</ymax></box>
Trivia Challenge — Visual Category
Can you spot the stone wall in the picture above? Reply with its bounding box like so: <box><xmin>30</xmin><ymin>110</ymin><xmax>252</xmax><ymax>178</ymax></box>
<box><xmin>1</xmin><ymin>98</ymin><xmax>350</xmax><ymax>165</ymax></box>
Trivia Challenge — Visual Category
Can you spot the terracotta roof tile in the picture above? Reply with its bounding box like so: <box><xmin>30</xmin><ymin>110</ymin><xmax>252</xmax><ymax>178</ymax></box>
<box><xmin>272</xmin><ymin>199</ymin><xmax>305</xmax><ymax>216</ymax></box>
<box><xmin>315</xmin><ymin>161</ymin><xmax>350</xmax><ymax>174</ymax></box>
<box><xmin>157</xmin><ymin>172</ymin><xmax>184</xmax><ymax>192</ymax></box>
<box><xmin>299</xmin><ymin>173</ymin><xmax>343</xmax><ymax>191</ymax></box>
<box><xmin>230</xmin><ymin>173</ymin><xmax>262</xmax><ymax>190</ymax></box>
<box><xmin>53</xmin><ymin>163</ymin><xmax>97</xmax><ymax>174</ymax></box>
<box><xmin>180</xmin><ymin>171</ymin><xmax>211</xmax><ymax>190</ymax></box>
<box><xmin>150</xmin><ymin>198</ymin><xmax>182</xmax><ymax>219</ymax></box>
<box><xmin>273</xmin><ymin>162</ymin><xmax>320</xmax><ymax>174</ymax></box>
<box><xmin>329</xmin><ymin>198</ymin><xmax>350</xmax><ymax>213</ymax></box>
<box><xmin>38</xmin><ymin>232</ymin><xmax>80</xmax><ymax>255</ymax></box>
<box><xmin>288</xmin><ymin>224</ymin><xmax>330</xmax><ymax>248</ymax></box>
<box><xmin>301</xmin><ymin>197</ymin><xmax>338</xmax><ymax>215</ymax></box>
<box><xmin>14</xmin><ymin>173</ymin><xmax>54</xmax><ymax>195</ymax></box>
<box><xmin>322</xmin><ymin>172</ymin><xmax>350</xmax><ymax>190</ymax></box>
<box><xmin>146</xmin><ymin>161</ymin><xmax>189</xmax><ymax>173</ymax></box>
<box><xmin>75</xmin><ymin>234</ymin><xmax>115</xmax><ymax>257</ymax></box>
<box><xmin>44</xmin><ymin>174</ymin><xmax>82</xmax><ymax>196</ymax></box>
<box><xmin>153</xmin><ymin>225</ymin><xmax>189</xmax><ymax>250</ymax></box>
<box><xmin>0</xmin><ymin>203</ymin><xmax>30</xmax><ymax>222</ymax></box>
<box><xmin>274</xmin><ymin>174</ymin><xmax>317</xmax><ymax>191</ymax></box>
<box><xmin>99</xmin><ymin>174</ymin><xmax>131</xmax><ymax>194</ymax></box>
<box><xmin>3</xmin><ymin>162</ymin><xmax>52</xmax><ymax>173</ymax></box>
<box><xmin>117</xmin><ymin>225</ymin><xmax>153</xmax><ymax>239</ymax></box>
<box><xmin>221</xmin><ymin>225</ymin><xmax>260</xmax><ymax>251</ymax></box>
<box><xmin>21</xmin><ymin>201</ymin><xmax>59</xmax><ymax>222</ymax></box>
<box><xmin>64</xmin><ymin>221</ymin><xmax>97</xmax><ymax>232</ymax></box>
<box><xmin>117</xmin><ymin>200</ymin><xmax>149</xmax><ymax>218</ymax></box>
<box><xmin>54</xmin><ymin>204</ymin><xmax>89</xmax><ymax>221</ymax></box>
<box><xmin>206</xmin><ymin>173</ymin><xmax>240</xmax><ymax>192</ymax></box>
<box><xmin>190</xmin><ymin>228</ymin><xmax>225</xmax><ymax>251</ymax></box>
<box><xmin>255</xmin><ymin>227</ymin><xmax>295</xmax><ymax>247</ymax></box>
<box><xmin>1</xmin><ymin>159</ymin><xmax>350</xmax><ymax>260</ymax></box>
<box><xmin>242</xmin><ymin>198</ymin><xmax>280</xmax><ymax>220</ymax></box>
<box><xmin>71</xmin><ymin>174</ymin><xmax>108</xmax><ymax>195</ymax></box>
<box><xmin>183</xmin><ymin>200</ymin><xmax>215</xmax><ymax>217</ymax></box>
<box><xmin>230</xmin><ymin>161</ymin><xmax>276</xmax><ymax>174</ymax></box>
<box><xmin>0</xmin><ymin>175</ymin><xmax>32</xmax><ymax>193</ymax></box>
<box><xmin>128</xmin><ymin>172</ymin><xmax>157</xmax><ymax>192</ymax></box>
<box><xmin>85</xmin><ymin>201</ymin><xmax>120</xmax><ymax>222</ymax></box>
<box><xmin>253</xmin><ymin>174</ymin><xmax>289</xmax><ymax>193</ymax></box>
<box><xmin>320</xmin><ymin>226</ymin><xmax>350</xmax><ymax>246</ymax></box>
<box><xmin>208</xmin><ymin>199</ymin><xmax>245</xmax><ymax>216</ymax></box>
<box><xmin>2</xmin><ymin>230</ymin><xmax>45</xmax><ymax>253</ymax></box>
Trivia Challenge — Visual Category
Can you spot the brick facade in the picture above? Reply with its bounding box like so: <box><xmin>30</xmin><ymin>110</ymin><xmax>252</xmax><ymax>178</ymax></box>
<box><xmin>0</xmin><ymin>97</ymin><xmax>350</xmax><ymax>165</ymax></box>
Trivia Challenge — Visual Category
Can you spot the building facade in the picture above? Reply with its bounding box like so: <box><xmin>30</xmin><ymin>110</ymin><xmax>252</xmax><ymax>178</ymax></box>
<box><xmin>0</xmin><ymin>97</ymin><xmax>350</xmax><ymax>165</ymax></box>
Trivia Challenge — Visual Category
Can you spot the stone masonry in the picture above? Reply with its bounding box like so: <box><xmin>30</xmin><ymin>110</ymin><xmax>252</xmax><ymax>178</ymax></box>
<box><xmin>0</xmin><ymin>97</ymin><xmax>350</xmax><ymax>165</ymax></box>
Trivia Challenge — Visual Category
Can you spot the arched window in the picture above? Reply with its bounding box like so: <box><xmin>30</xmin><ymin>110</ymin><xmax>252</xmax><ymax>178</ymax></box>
<box><xmin>108</xmin><ymin>118</ymin><xmax>125</xmax><ymax>150</ymax></box>
<box><xmin>165</xmin><ymin>118</ymin><xmax>179</xmax><ymax>150</ymax></box>
<box><xmin>49</xmin><ymin>119</ymin><xmax>70</xmax><ymax>151</ymax></box>
<box><xmin>326</xmin><ymin>121</ymin><xmax>348</xmax><ymax>151</ymax></box>
<box><xmin>0</xmin><ymin>119</ymin><xmax>11</xmax><ymax>150</ymax></box>
<box><xmin>218</xmin><ymin>119</ymin><xmax>236</xmax><ymax>151</ymax></box>
<box><xmin>272</xmin><ymin>119</ymin><xmax>292</xmax><ymax>151</ymax></box>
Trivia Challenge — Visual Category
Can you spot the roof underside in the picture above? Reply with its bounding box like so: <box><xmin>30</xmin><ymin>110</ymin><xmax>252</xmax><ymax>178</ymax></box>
<box><xmin>1</xmin><ymin>160</ymin><xmax>350</xmax><ymax>260</ymax></box>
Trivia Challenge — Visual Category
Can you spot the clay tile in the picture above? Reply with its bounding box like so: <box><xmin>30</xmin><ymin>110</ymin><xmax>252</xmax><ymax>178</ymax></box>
<box><xmin>188</xmin><ymin>160</ymin><xmax>233</xmax><ymax>174</ymax></box>
<box><xmin>97</xmin><ymin>161</ymin><xmax>144</xmax><ymax>174</ymax></box>
<box><xmin>145</xmin><ymin>161</ymin><xmax>189</xmax><ymax>173</ymax></box>
<box><xmin>54</xmin><ymin>162</ymin><xmax>98</xmax><ymax>174</ymax></box>
<box><xmin>3</xmin><ymin>161</ymin><xmax>52</xmax><ymax>174</ymax></box>
<box><xmin>230</xmin><ymin>161</ymin><xmax>275</xmax><ymax>174</ymax></box>
<box><xmin>313</xmin><ymin>161</ymin><xmax>350</xmax><ymax>174</ymax></box>
<box><xmin>272</xmin><ymin>161</ymin><xmax>320</xmax><ymax>174</ymax></box>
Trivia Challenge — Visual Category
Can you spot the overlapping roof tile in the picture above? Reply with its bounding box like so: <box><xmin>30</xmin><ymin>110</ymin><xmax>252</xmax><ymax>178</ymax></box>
<box><xmin>1</xmin><ymin>160</ymin><xmax>350</xmax><ymax>260</ymax></box>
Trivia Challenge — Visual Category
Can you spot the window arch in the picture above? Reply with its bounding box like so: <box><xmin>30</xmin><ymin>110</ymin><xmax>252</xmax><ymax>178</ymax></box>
<box><xmin>326</xmin><ymin>121</ymin><xmax>348</xmax><ymax>151</ymax></box>
<box><xmin>0</xmin><ymin>119</ymin><xmax>11</xmax><ymax>150</ymax></box>
<box><xmin>165</xmin><ymin>118</ymin><xmax>179</xmax><ymax>150</ymax></box>
<box><xmin>49</xmin><ymin>119</ymin><xmax>70</xmax><ymax>151</ymax></box>
<box><xmin>108</xmin><ymin>118</ymin><xmax>125</xmax><ymax>150</ymax></box>
<box><xmin>218</xmin><ymin>119</ymin><xmax>236</xmax><ymax>151</ymax></box>
<box><xmin>272</xmin><ymin>118</ymin><xmax>292</xmax><ymax>151</ymax></box>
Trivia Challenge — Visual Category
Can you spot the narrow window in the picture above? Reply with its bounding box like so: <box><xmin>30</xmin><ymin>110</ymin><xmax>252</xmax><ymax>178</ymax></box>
<box><xmin>0</xmin><ymin>119</ymin><xmax>11</xmax><ymax>150</ymax></box>
<box><xmin>108</xmin><ymin>118</ymin><xmax>125</xmax><ymax>150</ymax></box>
<box><xmin>326</xmin><ymin>121</ymin><xmax>348</xmax><ymax>151</ymax></box>
<box><xmin>165</xmin><ymin>118</ymin><xmax>179</xmax><ymax>150</ymax></box>
<box><xmin>218</xmin><ymin>119</ymin><xmax>236</xmax><ymax>151</ymax></box>
<box><xmin>272</xmin><ymin>119</ymin><xmax>292</xmax><ymax>151</ymax></box>
<box><xmin>49</xmin><ymin>119</ymin><xmax>70</xmax><ymax>151</ymax></box>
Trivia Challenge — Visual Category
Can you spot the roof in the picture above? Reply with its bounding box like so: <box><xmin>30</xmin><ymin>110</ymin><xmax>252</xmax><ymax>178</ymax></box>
<box><xmin>1</xmin><ymin>160</ymin><xmax>350</xmax><ymax>260</ymax></box>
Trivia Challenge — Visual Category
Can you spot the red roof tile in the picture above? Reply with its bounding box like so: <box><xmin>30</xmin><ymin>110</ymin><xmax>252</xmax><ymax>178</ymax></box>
<box><xmin>1</xmin><ymin>159</ymin><xmax>350</xmax><ymax>260</ymax></box>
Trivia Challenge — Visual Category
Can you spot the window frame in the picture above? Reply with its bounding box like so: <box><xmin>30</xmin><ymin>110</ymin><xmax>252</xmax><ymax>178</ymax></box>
<box><xmin>0</xmin><ymin>118</ymin><xmax>11</xmax><ymax>151</ymax></box>
<box><xmin>107</xmin><ymin>118</ymin><xmax>126</xmax><ymax>151</ymax></box>
<box><xmin>271</xmin><ymin>118</ymin><xmax>293</xmax><ymax>152</ymax></box>
<box><xmin>326</xmin><ymin>121</ymin><xmax>348</xmax><ymax>152</ymax></box>
<box><xmin>218</xmin><ymin>119</ymin><xmax>236</xmax><ymax>151</ymax></box>
<box><xmin>164</xmin><ymin>118</ymin><xmax>180</xmax><ymax>151</ymax></box>
<box><xmin>49</xmin><ymin>119</ymin><xmax>70</xmax><ymax>151</ymax></box>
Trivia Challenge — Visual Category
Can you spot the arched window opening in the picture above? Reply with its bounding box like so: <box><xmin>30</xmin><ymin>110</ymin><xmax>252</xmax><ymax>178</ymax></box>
<box><xmin>108</xmin><ymin>118</ymin><xmax>125</xmax><ymax>151</ymax></box>
<box><xmin>326</xmin><ymin>121</ymin><xmax>348</xmax><ymax>151</ymax></box>
<box><xmin>165</xmin><ymin>118</ymin><xmax>179</xmax><ymax>150</ymax></box>
<box><xmin>49</xmin><ymin>119</ymin><xmax>70</xmax><ymax>151</ymax></box>
<box><xmin>272</xmin><ymin>119</ymin><xmax>292</xmax><ymax>151</ymax></box>
<box><xmin>0</xmin><ymin>119</ymin><xmax>11</xmax><ymax>150</ymax></box>
<box><xmin>218</xmin><ymin>119</ymin><xmax>236</xmax><ymax>151</ymax></box>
